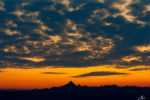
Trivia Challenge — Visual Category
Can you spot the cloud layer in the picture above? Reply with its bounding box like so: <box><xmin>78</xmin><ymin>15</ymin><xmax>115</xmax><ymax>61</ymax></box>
<box><xmin>72</xmin><ymin>71</ymin><xmax>128</xmax><ymax>78</ymax></box>
<box><xmin>0</xmin><ymin>0</ymin><xmax>150</xmax><ymax>68</ymax></box>
<box><xmin>41</xmin><ymin>72</ymin><xmax>67</xmax><ymax>74</ymax></box>
<box><xmin>130</xmin><ymin>67</ymin><xmax>150</xmax><ymax>71</ymax></box>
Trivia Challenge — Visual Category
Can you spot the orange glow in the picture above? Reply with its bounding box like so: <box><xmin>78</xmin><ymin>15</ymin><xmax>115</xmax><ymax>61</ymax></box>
<box><xmin>0</xmin><ymin>65</ymin><xmax>150</xmax><ymax>90</ymax></box>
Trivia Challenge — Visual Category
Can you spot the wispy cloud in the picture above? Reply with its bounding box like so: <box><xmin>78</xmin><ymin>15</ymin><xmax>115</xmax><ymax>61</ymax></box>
<box><xmin>130</xmin><ymin>67</ymin><xmax>150</xmax><ymax>71</ymax></box>
<box><xmin>41</xmin><ymin>72</ymin><xmax>67</xmax><ymax>74</ymax></box>
<box><xmin>0</xmin><ymin>70</ymin><xmax>4</xmax><ymax>73</ymax></box>
<box><xmin>72</xmin><ymin>71</ymin><xmax>128</xmax><ymax>78</ymax></box>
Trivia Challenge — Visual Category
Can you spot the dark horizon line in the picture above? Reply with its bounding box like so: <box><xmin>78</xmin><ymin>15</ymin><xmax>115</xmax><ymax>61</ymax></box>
<box><xmin>0</xmin><ymin>81</ymin><xmax>150</xmax><ymax>91</ymax></box>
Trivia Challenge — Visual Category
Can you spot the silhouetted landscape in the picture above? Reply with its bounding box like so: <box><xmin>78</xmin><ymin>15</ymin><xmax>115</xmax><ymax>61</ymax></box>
<box><xmin>0</xmin><ymin>81</ymin><xmax>150</xmax><ymax>100</ymax></box>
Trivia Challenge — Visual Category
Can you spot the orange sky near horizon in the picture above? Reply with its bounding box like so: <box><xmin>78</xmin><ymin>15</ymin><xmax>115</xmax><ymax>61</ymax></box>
<box><xmin>0</xmin><ymin>65</ymin><xmax>150</xmax><ymax>90</ymax></box>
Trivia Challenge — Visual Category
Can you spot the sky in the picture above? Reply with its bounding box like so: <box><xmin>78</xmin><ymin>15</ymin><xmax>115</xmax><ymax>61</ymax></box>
<box><xmin>0</xmin><ymin>0</ymin><xmax>150</xmax><ymax>89</ymax></box>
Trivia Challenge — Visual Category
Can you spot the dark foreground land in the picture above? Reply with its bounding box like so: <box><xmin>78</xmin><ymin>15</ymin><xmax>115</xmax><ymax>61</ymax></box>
<box><xmin>0</xmin><ymin>81</ymin><xmax>150</xmax><ymax>100</ymax></box>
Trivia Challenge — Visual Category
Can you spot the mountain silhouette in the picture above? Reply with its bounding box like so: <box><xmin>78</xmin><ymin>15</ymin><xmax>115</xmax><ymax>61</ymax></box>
<box><xmin>0</xmin><ymin>81</ymin><xmax>150</xmax><ymax>100</ymax></box>
<box><xmin>61</xmin><ymin>81</ymin><xmax>77</xmax><ymax>88</ymax></box>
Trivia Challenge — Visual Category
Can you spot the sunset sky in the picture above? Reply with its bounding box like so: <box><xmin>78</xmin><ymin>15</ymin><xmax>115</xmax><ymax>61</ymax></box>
<box><xmin>0</xmin><ymin>0</ymin><xmax>150</xmax><ymax>90</ymax></box>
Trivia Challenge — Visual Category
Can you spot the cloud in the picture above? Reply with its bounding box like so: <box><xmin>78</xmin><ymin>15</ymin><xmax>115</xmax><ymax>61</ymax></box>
<box><xmin>0</xmin><ymin>1</ymin><xmax>5</xmax><ymax>11</ymax></box>
<box><xmin>41</xmin><ymin>72</ymin><xmax>67</xmax><ymax>74</ymax></box>
<box><xmin>134</xmin><ymin>45</ymin><xmax>150</xmax><ymax>53</ymax></box>
<box><xmin>114</xmin><ymin>66</ymin><xmax>134</xmax><ymax>69</ymax></box>
<box><xmin>112</xmin><ymin>0</ymin><xmax>135</xmax><ymax>22</ymax></box>
<box><xmin>72</xmin><ymin>71</ymin><xmax>128</xmax><ymax>78</ymax></box>
<box><xmin>0</xmin><ymin>0</ymin><xmax>149</xmax><ymax>68</ymax></box>
<box><xmin>0</xmin><ymin>70</ymin><xmax>6</xmax><ymax>73</ymax></box>
<box><xmin>122</xmin><ymin>56</ymin><xmax>142</xmax><ymax>63</ymax></box>
<box><xmin>18</xmin><ymin>57</ymin><xmax>45</xmax><ymax>63</ymax></box>
<box><xmin>130</xmin><ymin>67</ymin><xmax>150</xmax><ymax>71</ymax></box>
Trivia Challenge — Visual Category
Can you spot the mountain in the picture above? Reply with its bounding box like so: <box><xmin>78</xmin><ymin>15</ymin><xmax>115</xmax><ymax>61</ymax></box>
<box><xmin>0</xmin><ymin>82</ymin><xmax>150</xmax><ymax>100</ymax></box>
<box><xmin>60</xmin><ymin>81</ymin><xmax>77</xmax><ymax>88</ymax></box>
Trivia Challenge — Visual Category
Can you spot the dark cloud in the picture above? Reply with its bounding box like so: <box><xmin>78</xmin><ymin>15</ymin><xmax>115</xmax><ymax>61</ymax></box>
<box><xmin>130</xmin><ymin>67</ymin><xmax>150</xmax><ymax>71</ymax></box>
<box><xmin>41</xmin><ymin>72</ymin><xmax>67</xmax><ymax>74</ymax></box>
<box><xmin>72</xmin><ymin>71</ymin><xmax>128</xmax><ymax>78</ymax></box>
<box><xmin>0</xmin><ymin>0</ymin><xmax>150</xmax><ymax>68</ymax></box>
<box><xmin>0</xmin><ymin>70</ymin><xmax>6</xmax><ymax>73</ymax></box>
<box><xmin>114</xmin><ymin>66</ymin><xmax>133</xmax><ymax>69</ymax></box>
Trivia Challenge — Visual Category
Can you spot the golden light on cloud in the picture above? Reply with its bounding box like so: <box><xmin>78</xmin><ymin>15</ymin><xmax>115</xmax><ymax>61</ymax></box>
<box><xmin>146</xmin><ymin>5</ymin><xmax>150</xmax><ymax>12</ymax></box>
<box><xmin>18</xmin><ymin>57</ymin><xmax>45</xmax><ymax>62</ymax></box>
<box><xmin>134</xmin><ymin>45</ymin><xmax>150</xmax><ymax>53</ymax></box>
<box><xmin>49</xmin><ymin>35</ymin><xmax>62</xmax><ymax>43</ymax></box>
<box><xmin>98</xmin><ymin>0</ymin><xmax>104</xmax><ymax>3</ymax></box>
<box><xmin>0</xmin><ymin>1</ymin><xmax>5</xmax><ymax>11</ymax></box>
<box><xmin>122</xmin><ymin>56</ymin><xmax>142</xmax><ymax>62</ymax></box>
<box><xmin>6</xmin><ymin>20</ymin><xmax>18</xmax><ymax>28</ymax></box>
<box><xmin>3</xmin><ymin>46</ymin><xmax>18</xmax><ymax>53</ymax></box>
<box><xmin>12</xmin><ymin>10</ymin><xmax>25</xmax><ymax>17</ymax></box>
<box><xmin>5</xmin><ymin>29</ymin><xmax>21</xmax><ymax>35</ymax></box>
<box><xmin>112</xmin><ymin>0</ymin><xmax>135</xmax><ymax>22</ymax></box>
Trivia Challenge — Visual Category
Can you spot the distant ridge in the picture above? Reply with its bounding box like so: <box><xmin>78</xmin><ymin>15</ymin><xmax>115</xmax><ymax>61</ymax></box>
<box><xmin>0</xmin><ymin>81</ymin><xmax>150</xmax><ymax>100</ymax></box>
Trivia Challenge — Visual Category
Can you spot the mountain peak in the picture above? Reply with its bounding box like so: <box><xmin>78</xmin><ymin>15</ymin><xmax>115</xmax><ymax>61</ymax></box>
<box><xmin>68</xmin><ymin>81</ymin><xmax>74</xmax><ymax>84</ymax></box>
<box><xmin>62</xmin><ymin>81</ymin><xmax>76</xmax><ymax>88</ymax></box>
